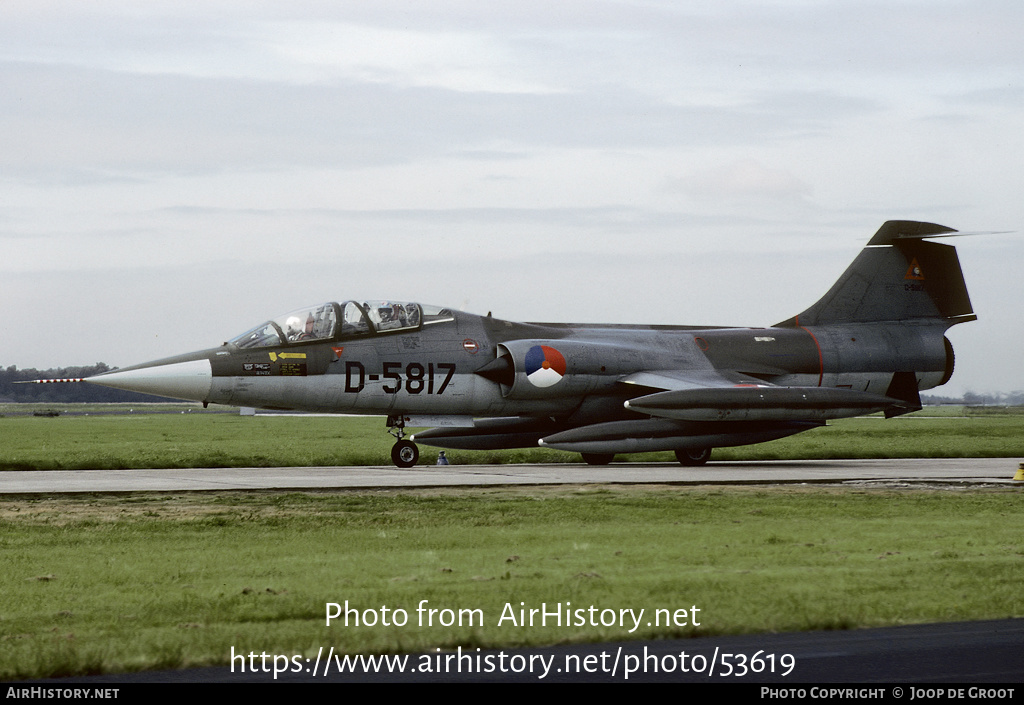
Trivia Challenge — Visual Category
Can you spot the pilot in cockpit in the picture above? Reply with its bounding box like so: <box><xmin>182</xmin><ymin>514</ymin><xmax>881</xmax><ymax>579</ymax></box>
<box><xmin>285</xmin><ymin>313</ymin><xmax>316</xmax><ymax>342</ymax></box>
<box><xmin>285</xmin><ymin>316</ymin><xmax>303</xmax><ymax>341</ymax></box>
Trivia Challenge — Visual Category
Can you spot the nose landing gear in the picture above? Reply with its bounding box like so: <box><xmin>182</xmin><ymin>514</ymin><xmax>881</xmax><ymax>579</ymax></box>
<box><xmin>387</xmin><ymin>415</ymin><xmax>420</xmax><ymax>468</ymax></box>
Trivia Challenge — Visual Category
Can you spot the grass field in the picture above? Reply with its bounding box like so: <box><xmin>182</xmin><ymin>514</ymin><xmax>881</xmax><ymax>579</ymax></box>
<box><xmin>1</xmin><ymin>405</ymin><xmax>1023</xmax><ymax>470</ymax></box>
<box><xmin>1</xmin><ymin>485</ymin><xmax>1021</xmax><ymax>679</ymax></box>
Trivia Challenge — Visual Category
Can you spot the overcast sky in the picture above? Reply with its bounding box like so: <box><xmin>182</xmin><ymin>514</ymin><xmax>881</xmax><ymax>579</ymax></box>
<box><xmin>2</xmin><ymin>0</ymin><xmax>1021</xmax><ymax>396</ymax></box>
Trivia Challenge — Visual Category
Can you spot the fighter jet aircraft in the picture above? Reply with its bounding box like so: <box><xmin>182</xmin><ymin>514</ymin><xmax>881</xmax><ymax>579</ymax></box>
<box><xmin>80</xmin><ymin>220</ymin><xmax>975</xmax><ymax>468</ymax></box>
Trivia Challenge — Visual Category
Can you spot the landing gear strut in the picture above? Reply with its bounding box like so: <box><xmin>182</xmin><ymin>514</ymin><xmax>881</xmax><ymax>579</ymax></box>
<box><xmin>387</xmin><ymin>415</ymin><xmax>419</xmax><ymax>468</ymax></box>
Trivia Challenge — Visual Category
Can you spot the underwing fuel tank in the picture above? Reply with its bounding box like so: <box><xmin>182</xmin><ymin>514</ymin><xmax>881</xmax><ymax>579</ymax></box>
<box><xmin>537</xmin><ymin>418</ymin><xmax>821</xmax><ymax>454</ymax></box>
<box><xmin>624</xmin><ymin>386</ymin><xmax>906</xmax><ymax>422</ymax></box>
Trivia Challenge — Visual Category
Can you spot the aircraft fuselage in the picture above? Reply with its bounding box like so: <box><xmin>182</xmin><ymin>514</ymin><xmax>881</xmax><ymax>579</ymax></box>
<box><xmin>81</xmin><ymin>221</ymin><xmax>975</xmax><ymax>467</ymax></box>
<box><xmin>116</xmin><ymin>312</ymin><xmax>952</xmax><ymax>420</ymax></box>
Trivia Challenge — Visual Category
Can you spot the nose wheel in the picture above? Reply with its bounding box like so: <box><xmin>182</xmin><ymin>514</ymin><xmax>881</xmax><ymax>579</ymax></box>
<box><xmin>386</xmin><ymin>415</ymin><xmax>420</xmax><ymax>468</ymax></box>
<box><xmin>391</xmin><ymin>440</ymin><xmax>419</xmax><ymax>468</ymax></box>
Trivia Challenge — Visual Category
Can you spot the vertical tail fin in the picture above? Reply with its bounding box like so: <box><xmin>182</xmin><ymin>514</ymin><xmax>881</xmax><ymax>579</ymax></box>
<box><xmin>777</xmin><ymin>221</ymin><xmax>976</xmax><ymax>328</ymax></box>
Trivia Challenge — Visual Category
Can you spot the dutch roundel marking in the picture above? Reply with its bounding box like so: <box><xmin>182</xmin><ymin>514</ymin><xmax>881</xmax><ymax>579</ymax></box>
<box><xmin>524</xmin><ymin>345</ymin><xmax>567</xmax><ymax>388</ymax></box>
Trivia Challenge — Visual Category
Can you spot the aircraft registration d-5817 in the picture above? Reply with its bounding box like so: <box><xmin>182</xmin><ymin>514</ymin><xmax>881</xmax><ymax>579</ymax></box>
<box><xmin>82</xmin><ymin>221</ymin><xmax>975</xmax><ymax>468</ymax></box>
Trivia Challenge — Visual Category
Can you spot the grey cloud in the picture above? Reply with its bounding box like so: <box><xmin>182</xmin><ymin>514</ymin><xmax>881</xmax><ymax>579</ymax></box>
<box><xmin>0</xmin><ymin>61</ymin><xmax>880</xmax><ymax>183</ymax></box>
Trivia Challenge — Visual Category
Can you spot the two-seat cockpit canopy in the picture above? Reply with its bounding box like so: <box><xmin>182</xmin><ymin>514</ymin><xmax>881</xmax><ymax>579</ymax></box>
<box><xmin>228</xmin><ymin>300</ymin><xmax>454</xmax><ymax>349</ymax></box>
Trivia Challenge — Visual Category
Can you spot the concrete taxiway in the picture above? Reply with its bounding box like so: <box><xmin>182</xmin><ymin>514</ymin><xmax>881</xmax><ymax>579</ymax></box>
<box><xmin>0</xmin><ymin>458</ymin><xmax>1019</xmax><ymax>494</ymax></box>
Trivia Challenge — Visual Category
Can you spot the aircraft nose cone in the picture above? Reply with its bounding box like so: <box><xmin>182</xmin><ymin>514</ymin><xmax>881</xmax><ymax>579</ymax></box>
<box><xmin>85</xmin><ymin>359</ymin><xmax>213</xmax><ymax>402</ymax></box>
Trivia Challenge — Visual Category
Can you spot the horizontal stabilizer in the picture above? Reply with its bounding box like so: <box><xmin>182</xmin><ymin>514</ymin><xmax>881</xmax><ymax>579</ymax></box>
<box><xmin>625</xmin><ymin>385</ymin><xmax>906</xmax><ymax>422</ymax></box>
<box><xmin>866</xmin><ymin>220</ymin><xmax>957</xmax><ymax>245</ymax></box>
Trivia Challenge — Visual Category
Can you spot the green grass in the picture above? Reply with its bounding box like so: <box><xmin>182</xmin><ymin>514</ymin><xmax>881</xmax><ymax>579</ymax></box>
<box><xmin>2</xmin><ymin>405</ymin><xmax>1024</xmax><ymax>471</ymax></box>
<box><xmin>0</xmin><ymin>486</ymin><xmax>1021</xmax><ymax>679</ymax></box>
<box><xmin>1</xmin><ymin>406</ymin><xmax>1022</xmax><ymax>470</ymax></box>
<box><xmin>0</xmin><ymin>414</ymin><xmax>389</xmax><ymax>470</ymax></box>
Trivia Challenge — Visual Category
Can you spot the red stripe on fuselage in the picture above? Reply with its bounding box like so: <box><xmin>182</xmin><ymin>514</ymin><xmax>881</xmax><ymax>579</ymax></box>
<box><xmin>794</xmin><ymin>315</ymin><xmax>824</xmax><ymax>386</ymax></box>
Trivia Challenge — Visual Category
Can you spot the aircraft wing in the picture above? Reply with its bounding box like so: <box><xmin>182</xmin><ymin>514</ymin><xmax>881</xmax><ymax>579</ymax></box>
<box><xmin>618</xmin><ymin>369</ymin><xmax>768</xmax><ymax>392</ymax></box>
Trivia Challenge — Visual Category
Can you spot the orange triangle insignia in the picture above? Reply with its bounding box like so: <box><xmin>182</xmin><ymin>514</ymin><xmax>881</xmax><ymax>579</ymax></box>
<box><xmin>332</xmin><ymin>347</ymin><xmax>345</xmax><ymax>359</ymax></box>
<box><xmin>905</xmin><ymin>258</ymin><xmax>925</xmax><ymax>281</ymax></box>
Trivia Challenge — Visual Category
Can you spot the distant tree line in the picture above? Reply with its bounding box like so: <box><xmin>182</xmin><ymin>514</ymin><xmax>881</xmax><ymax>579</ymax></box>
<box><xmin>922</xmin><ymin>390</ymin><xmax>1024</xmax><ymax>406</ymax></box>
<box><xmin>0</xmin><ymin>364</ymin><xmax>177</xmax><ymax>403</ymax></box>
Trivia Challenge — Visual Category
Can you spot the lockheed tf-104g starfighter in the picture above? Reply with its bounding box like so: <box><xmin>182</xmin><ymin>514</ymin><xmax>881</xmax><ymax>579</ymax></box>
<box><xmin>76</xmin><ymin>221</ymin><xmax>976</xmax><ymax>467</ymax></box>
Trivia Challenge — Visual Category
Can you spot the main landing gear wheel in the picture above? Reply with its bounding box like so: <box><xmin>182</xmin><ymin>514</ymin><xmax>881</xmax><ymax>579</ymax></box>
<box><xmin>675</xmin><ymin>447</ymin><xmax>711</xmax><ymax>466</ymax></box>
<box><xmin>581</xmin><ymin>453</ymin><xmax>615</xmax><ymax>465</ymax></box>
<box><xmin>391</xmin><ymin>440</ymin><xmax>419</xmax><ymax>468</ymax></box>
